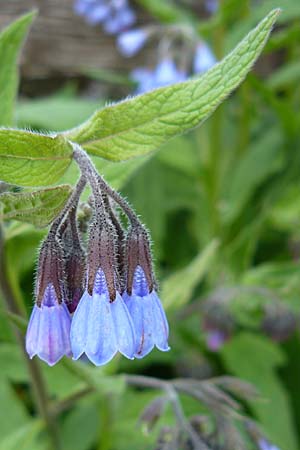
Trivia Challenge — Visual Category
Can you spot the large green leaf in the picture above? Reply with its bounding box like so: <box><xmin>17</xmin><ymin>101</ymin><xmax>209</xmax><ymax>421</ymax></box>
<box><xmin>66</xmin><ymin>9</ymin><xmax>279</xmax><ymax>161</ymax></box>
<box><xmin>0</xmin><ymin>130</ymin><xmax>72</xmax><ymax>186</ymax></box>
<box><xmin>0</xmin><ymin>185</ymin><xmax>72</xmax><ymax>227</ymax></box>
<box><xmin>221</xmin><ymin>333</ymin><xmax>298</xmax><ymax>450</ymax></box>
<box><xmin>0</xmin><ymin>12</ymin><xmax>36</xmax><ymax>127</ymax></box>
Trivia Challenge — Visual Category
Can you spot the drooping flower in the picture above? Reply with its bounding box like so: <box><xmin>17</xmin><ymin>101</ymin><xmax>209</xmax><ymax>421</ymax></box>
<box><xmin>132</xmin><ymin>58</ymin><xmax>186</xmax><ymax>94</ymax></box>
<box><xmin>71</xmin><ymin>269</ymin><xmax>135</xmax><ymax>365</ymax></box>
<box><xmin>70</xmin><ymin>218</ymin><xmax>136</xmax><ymax>365</ymax></box>
<box><xmin>193</xmin><ymin>42</ymin><xmax>217</xmax><ymax>74</ymax></box>
<box><xmin>117</xmin><ymin>28</ymin><xmax>148</xmax><ymax>57</ymax></box>
<box><xmin>123</xmin><ymin>227</ymin><xmax>169</xmax><ymax>358</ymax></box>
<box><xmin>26</xmin><ymin>238</ymin><xmax>72</xmax><ymax>366</ymax></box>
<box><xmin>74</xmin><ymin>0</ymin><xmax>136</xmax><ymax>34</ymax></box>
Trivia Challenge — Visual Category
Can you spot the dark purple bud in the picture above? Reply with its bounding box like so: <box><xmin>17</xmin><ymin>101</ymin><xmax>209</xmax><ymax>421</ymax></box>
<box><xmin>87</xmin><ymin>219</ymin><xmax>119</xmax><ymax>300</ymax></box>
<box><xmin>262</xmin><ymin>308</ymin><xmax>296</xmax><ymax>342</ymax></box>
<box><xmin>125</xmin><ymin>225</ymin><xmax>154</xmax><ymax>295</ymax></box>
<box><xmin>139</xmin><ymin>396</ymin><xmax>168</xmax><ymax>433</ymax></box>
<box><xmin>35</xmin><ymin>236</ymin><xmax>66</xmax><ymax>306</ymax></box>
<box><xmin>202</xmin><ymin>301</ymin><xmax>234</xmax><ymax>351</ymax></box>
<box><xmin>59</xmin><ymin>214</ymin><xmax>86</xmax><ymax>313</ymax></box>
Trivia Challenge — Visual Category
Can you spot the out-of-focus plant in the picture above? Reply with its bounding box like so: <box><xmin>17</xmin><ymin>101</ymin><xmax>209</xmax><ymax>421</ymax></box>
<box><xmin>2</xmin><ymin>2</ymin><xmax>300</xmax><ymax>450</ymax></box>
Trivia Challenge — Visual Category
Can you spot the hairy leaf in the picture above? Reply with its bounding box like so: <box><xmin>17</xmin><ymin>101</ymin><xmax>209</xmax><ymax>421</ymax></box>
<box><xmin>0</xmin><ymin>185</ymin><xmax>72</xmax><ymax>227</ymax></box>
<box><xmin>0</xmin><ymin>130</ymin><xmax>72</xmax><ymax>186</ymax></box>
<box><xmin>66</xmin><ymin>9</ymin><xmax>280</xmax><ymax>161</ymax></box>
<box><xmin>0</xmin><ymin>11</ymin><xmax>36</xmax><ymax>126</ymax></box>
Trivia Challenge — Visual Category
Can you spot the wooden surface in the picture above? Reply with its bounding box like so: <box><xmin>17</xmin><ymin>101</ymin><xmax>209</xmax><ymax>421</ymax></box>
<box><xmin>0</xmin><ymin>0</ymin><xmax>149</xmax><ymax>78</ymax></box>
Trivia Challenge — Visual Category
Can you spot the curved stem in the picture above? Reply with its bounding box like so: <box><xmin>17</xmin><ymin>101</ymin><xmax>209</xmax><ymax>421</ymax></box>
<box><xmin>72</xmin><ymin>144</ymin><xmax>140</xmax><ymax>228</ymax></box>
<box><xmin>0</xmin><ymin>226</ymin><xmax>61</xmax><ymax>450</ymax></box>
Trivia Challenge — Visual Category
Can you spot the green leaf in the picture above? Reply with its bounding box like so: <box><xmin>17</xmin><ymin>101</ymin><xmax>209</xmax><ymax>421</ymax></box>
<box><xmin>267</xmin><ymin>60</ymin><xmax>300</xmax><ymax>90</ymax></box>
<box><xmin>0</xmin><ymin>12</ymin><xmax>36</xmax><ymax>127</ymax></box>
<box><xmin>16</xmin><ymin>96</ymin><xmax>102</xmax><ymax>132</ymax></box>
<box><xmin>221</xmin><ymin>333</ymin><xmax>298</xmax><ymax>450</ymax></box>
<box><xmin>0</xmin><ymin>130</ymin><xmax>72</xmax><ymax>187</ymax></box>
<box><xmin>66</xmin><ymin>9</ymin><xmax>280</xmax><ymax>161</ymax></box>
<box><xmin>161</xmin><ymin>239</ymin><xmax>219</xmax><ymax>310</ymax></box>
<box><xmin>222</xmin><ymin>129</ymin><xmax>284</xmax><ymax>223</ymax></box>
<box><xmin>0</xmin><ymin>185</ymin><xmax>72</xmax><ymax>227</ymax></box>
<box><xmin>0</xmin><ymin>420</ymin><xmax>44</xmax><ymax>450</ymax></box>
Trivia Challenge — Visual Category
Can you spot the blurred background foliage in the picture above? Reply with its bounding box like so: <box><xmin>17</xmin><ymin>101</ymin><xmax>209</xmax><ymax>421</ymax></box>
<box><xmin>1</xmin><ymin>0</ymin><xmax>300</xmax><ymax>449</ymax></box>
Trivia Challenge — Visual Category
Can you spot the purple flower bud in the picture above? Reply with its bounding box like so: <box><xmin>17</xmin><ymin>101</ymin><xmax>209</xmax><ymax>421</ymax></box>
<box><xmin>205</xmin><ymin>328</ymin><xmax>228</xmax><ymax>351</ymax></box>
<box><xmin>202</xmin><ymin>302</ymin><xmax>234</xmax><ymax>351</ymax></box>
<box><xmin>123</xmin><ymin>227</ymin><xmax>169</xmax><ymax>358</ymax></box>
<box><xmin>26</xmin><ymin>238</ymin><xmax>72</xmax><ymax>365</ymax></box>
<box><xmin>262</xmin><ymin>309</ymin><xmax>296</xmax><ymax>342</ymax></box>
<box><xmin>71</xmin><ymin>269</ymin><xmax>135</xmax><ymax>365</ymax></box>
<box><xmin>59</xmin><ymin>215</ymin><xmax>86</xmax><ymax>313</ymax></box>
<box><xmin>26</xmin><ymin>284</ymin><xmax>72</xmax><ymax>366</ymax></box>
<box><xmin>205</xmin><ymin>0</ymin><xmax>219</xmax><ymax>14</ymax></box>
<box><xmin>193</xmin><ymin>42</ymin><xmax>217</xmax><ymax>74</ymax></box>
<box><xmin>117</xmin><ymin>28</ymin><xmax>147</xmax><ymax>57</ymax></box>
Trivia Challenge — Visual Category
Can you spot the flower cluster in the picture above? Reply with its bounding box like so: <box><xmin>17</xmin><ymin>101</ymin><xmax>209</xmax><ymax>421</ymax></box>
<box><xmin>74</xmin><ymin>0</ymin><xmax>135</xmax><ymax>34</ymax></box>
<box><xmin>117</xmin><ymin>26</ymin><xmax>217</xmax><ymax>93</ymax></box>
<box><xmin>26</xmin><ymin>150</ymin><xmax>169</xmax><ymax>366</ymax></box>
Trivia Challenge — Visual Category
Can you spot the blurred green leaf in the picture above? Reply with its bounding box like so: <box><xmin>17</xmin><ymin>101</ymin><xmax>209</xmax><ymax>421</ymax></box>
<box><xmin>225</xmin><ymin>0</ymin><xmax>299</xmax><ymax>52</ymax></box>
<box><xmin>0</xmin><ymin>420</ymin><xmax>44</xmax><ymax>450</ymax></box>
<box><xmin>267</xmin><ymin>60</ymin><xmax>300</xmax><ymax>90</ymax></box>
<box><xmin>0</xmin><ymin>379</ymin><xmax>30</xmax><ymax>442</ymax></box>
<box><xmin>222</xmin><ymin>129</ymin><xmax>284</xmax><ymax>223</ymax></box>
<box><xmin>61</xmin><ymin>400</ymin><xmax>99</xmax><ymax>450</ymax></box>
<box><xmin>0</xmin><ymin>130</ymin><xmax>72</xmax><ymax>187</ymax></box>
<box><xmin>0</xmin><ymin>185</ymin><xmax>72</xmax><ymax>227</ymax></box>
<box><xmin>66</xmin><ymin>9</ymin><xmax>279</xmax><ymax>161</ymax></box>
<box><xmin>221</xmin><ymin>333</ymin><xmax>298</xmax><ymax>450</ymax></box>
<box><xmin>0</xmin><ymin>11</ymin><xmax>36</xmax><ymax>126</ymax></box>
<box><xmin>162</xmin><ymin>239</ymin><xmax>219</xmax><ymax>310</ymax></box>
<box><xmin>16</xmin><ymin>97</ymin><xmax>102</xmax><ymax>132</ymax></box>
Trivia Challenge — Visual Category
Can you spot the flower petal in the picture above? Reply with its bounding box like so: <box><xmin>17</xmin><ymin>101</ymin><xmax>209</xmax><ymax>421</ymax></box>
<box><xmin>37</xmin><ymin>304</ymin><xmax>71</xmax><ymax>366</ymax></box>
<box><xmin>71</xmin><ymin>291</ymin><xmax>91</xmax><ymax>360</ymax></box>
<box><xmin>85</xmin><ymin>293</ymin><xmax>118</xmax><ymax>365</ymax></box>
<box><xmin>111</xmin><ymin>293</ymin><xmax>135</xmax><ymax>359</ymax></box>
<box><xmin>151</xmin><ymin>292</ymin><xmax>170</xmax><ymax>352</ymax></box>
<box><xmin>26</xmin><ymin>305</ymin><xmax>41</xmax><ymax>359</ymax></box>
<box><xmin>124</xmin><ymin>293</ymin><xmax>154</xmax><ymax>358</ymax></box>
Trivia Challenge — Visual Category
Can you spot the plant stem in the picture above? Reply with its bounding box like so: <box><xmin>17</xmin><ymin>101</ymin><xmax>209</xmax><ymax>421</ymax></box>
<box><xmin>72</xmin><ymin>144</ymin><xmax>140</xmax><ymax>227</ymax></box>
<box><xmin>0</xmin><ymin>226</ymin><xmax>61</xmax><ymax>450</ymax></box>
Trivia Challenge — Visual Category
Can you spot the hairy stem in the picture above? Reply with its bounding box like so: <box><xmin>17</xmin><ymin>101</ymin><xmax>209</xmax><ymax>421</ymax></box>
<box><xmin>72</xmin><ymin>144</ymin><xmax>140</xmax><ymax>227</ymax></box>
<box><xmin>0</xmin><ymin>226</ymin><xmax>61</xmax><ymax>450</ymax></box>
